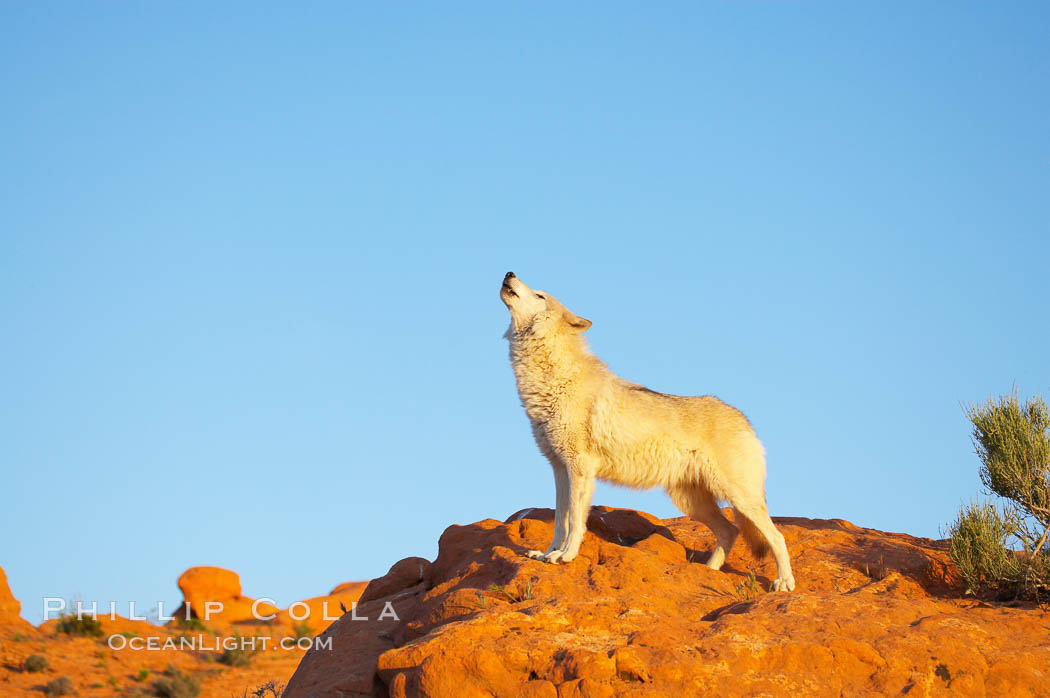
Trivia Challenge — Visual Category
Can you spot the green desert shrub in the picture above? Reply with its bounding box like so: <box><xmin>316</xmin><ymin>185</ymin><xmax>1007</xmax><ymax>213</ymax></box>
<box><xmin>219</xmin><ymin>645</ymin><xmax>255</xmax><ymax>668</ymax></box>
<box><xmin>173</xmin><ymin>616</ymin><xmax>207</xmax><ymax>632</ymax></box>
<box><xmin>43</xmin><ymin>676</ymin><xmax>75</xmax><ymax>696</ymax></box>
<box><xmin>151</xmin><ymin>664</ymin><xmax>200</xmax><ymax>698</ymax></box>
<box><xmin>218</xmin><ymin>634</ymin><xmax>258</xmax><ymax>668</ymax></box>
<box><xmin>24</xmin><ymin>654</ymin><xmax>49</xmax><ymax>673</ymax></box>
<box><xmin>292</xmin><ymin>620</ymin><xmax>313</xmax><ymax>641</ymax></box>
<box><xmin>947</xmin><ymin>391</ymin><xmax>1050</xmax><ymax>601</ymax></box>
<box><xmin>55</xmin><ymin>613</ymin><xmax>104</xmax><ymax>637</ymax></box>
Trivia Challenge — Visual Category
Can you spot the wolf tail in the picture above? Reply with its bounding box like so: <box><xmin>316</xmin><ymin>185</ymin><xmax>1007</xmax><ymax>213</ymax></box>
<box><xmin>734</xmin><ymin>509</ymin><xmax>770</xmax><ymax>559</ymax></box>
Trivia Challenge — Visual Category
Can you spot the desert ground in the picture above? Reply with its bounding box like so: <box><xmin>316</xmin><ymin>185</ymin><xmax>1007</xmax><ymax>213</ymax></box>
<box><xmin>3</xmin><ymin>507</ymin><xmax>1049</xmax><ymax>697</ymax></box>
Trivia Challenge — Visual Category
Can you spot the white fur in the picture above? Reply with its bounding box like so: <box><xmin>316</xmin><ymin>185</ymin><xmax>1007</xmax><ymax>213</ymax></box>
<box><xmin>500</xmin><ymin>273</ymin><xmax>795</xmax><ymax>592</ymax></box>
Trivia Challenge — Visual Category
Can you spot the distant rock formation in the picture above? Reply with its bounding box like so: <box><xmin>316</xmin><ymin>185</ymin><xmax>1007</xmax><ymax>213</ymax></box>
<box><xmin>0</xmin><ymin>563</ymin><xmax>370</xmax><ymax>696</ymax></box>
<box><xmin>171</xmin><ymin>565</ymin><xmax>368</xmax><ymax>634</ymax></box>
<box><xmin>171</xmin><ymin>565</ymin><xmax>279</xmax><ymax>628</ymax></box>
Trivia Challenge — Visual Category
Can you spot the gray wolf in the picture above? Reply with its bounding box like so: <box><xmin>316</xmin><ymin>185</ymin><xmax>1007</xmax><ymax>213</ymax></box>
<box><xmin>500</xmin><ymin>272</ymin><xmax>795</xmax><ymax>591</ymax></box>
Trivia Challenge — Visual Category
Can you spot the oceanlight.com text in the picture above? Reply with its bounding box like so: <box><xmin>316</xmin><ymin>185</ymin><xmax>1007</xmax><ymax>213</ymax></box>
<box><xmin>106</xmin><ymin>633</ymin><xmax>332</xmax><ymax>652</ymax></box>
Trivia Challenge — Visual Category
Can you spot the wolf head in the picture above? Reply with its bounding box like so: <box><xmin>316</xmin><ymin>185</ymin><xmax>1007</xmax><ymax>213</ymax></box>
<box><xmin>500</xmin><ymin>272</ymin><xmax>592</xmax><ymax>337</ymax></box>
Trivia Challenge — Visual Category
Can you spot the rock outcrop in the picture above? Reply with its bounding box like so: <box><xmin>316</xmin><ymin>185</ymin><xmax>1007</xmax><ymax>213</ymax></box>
<box><xmin>171</xmin><ymin>565</ymin><xmax>279</xmax><ymax>628</ymax></box>
<box><xmin>285</xmin><ymin>507</ymin><xmax>1050</xmax><ymax>698</ymax></box>
<box><xmin>0</xmin><ymin>566</ymin><xmax>33</xmax><ymax>634</ymax></box>
<box><xmin>170</xmin><ymin>565</ymin><xmax>369</xmax><ymax>634</ymax></box>
<box><xmin>275</xmin><ymin>580</ymin><xmax>371</xmax><ymax>630</ymax></box>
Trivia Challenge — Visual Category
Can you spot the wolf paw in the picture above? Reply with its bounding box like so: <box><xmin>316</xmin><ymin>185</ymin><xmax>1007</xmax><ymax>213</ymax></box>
<box><xmin>526</xmin><ymin>549</ymin><xmax>571</xmax><ymax>564</ymax></box>
<box><xmin>772</xmin><ymin>576</ymin><xmax>796</xmax><ymax>592</ymax></box>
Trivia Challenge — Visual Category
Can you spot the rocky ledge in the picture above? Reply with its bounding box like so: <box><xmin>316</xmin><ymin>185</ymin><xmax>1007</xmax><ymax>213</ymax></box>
<box><xmin>286</xmin><ymin>507</ymin><xmax>1050</xmax><ymax>698</ymax></box>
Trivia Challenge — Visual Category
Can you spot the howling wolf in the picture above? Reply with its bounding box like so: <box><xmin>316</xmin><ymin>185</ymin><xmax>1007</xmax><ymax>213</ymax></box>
<box><xmin>500</xmin><ymin>272</ymin><xmax>795</xmax><ymax>591</ymax></box>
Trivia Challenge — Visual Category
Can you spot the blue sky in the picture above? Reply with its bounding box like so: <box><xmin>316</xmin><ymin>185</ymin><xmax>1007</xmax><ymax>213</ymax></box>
<box><xmin>2</xmin><ymin>3</ymin><xmax>1047</xmax><ymax>622</ymax></box>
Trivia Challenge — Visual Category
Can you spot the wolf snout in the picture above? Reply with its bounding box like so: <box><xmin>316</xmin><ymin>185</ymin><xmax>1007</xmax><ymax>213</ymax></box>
<box><xmin>505</xmin><ymin>271</ymin><xmax>516</xmax><ymax>281</ymax></box>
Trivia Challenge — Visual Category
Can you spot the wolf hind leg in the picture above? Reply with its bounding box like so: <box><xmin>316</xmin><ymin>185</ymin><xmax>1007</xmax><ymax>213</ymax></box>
<box><xmin>668</xmin><ymin>484</ymin><xmax>738</xmax><ymax>570</ymax></box>
<box><xmin>728</xmin><ymin>492</ymin><xmax>796</xmax><ymax>592</ymax></box>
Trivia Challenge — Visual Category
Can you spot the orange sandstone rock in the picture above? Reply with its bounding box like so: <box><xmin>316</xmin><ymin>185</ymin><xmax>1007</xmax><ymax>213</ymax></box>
<box><xmin>0</xmin><ymin>565</ymin><xmax>371</xmax><ymax>697</ymax></box>
<box><xmin>170</xmin><ymin>565</ymin><xmax>279</xmax><ymax>629</ymax></box>
<box><xmin>275</xmin><ymin>581</ymin><xmax>370</xmax><ymax>632</ymax></box>
<box><xmin>285</xmin><ymin>507</ymin><xmax>1050</xmax><ymax>698</ymax></box>
<box><xmin>0</xmin><ymin>566</ymin><xmax>33</xmax><ymax>634</ymax></box>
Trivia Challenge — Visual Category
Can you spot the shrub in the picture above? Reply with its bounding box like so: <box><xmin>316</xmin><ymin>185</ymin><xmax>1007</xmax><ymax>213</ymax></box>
<box><xmin>55</xmin><ymin>613</ymin><xmax>104</xmax><ymax>637</ymax></box>
<box><xmin>948</xmin><ymin>392</ymin><xmax>1050</xmax><ymax>601</ymax></box>
<box><xmin>486</xmin><ymin>583</ymin><xmax>533</xmax><ymax>603</ymax></box>
<box><xmin>24</xmin><ymin>654</ymin><xmax>49</xmax><ymax>673</ymax></box>
<box><xmin>247</xmin><ymin>680</ymin><xmax>286</xmax><ymax>698</ymax></box>
<box><xmin>219</xmin><ymin>645</ymin><xmax>254</xmax><ymax>668</ymax></box>
<box><xmin>151</xmin><ymin>664</ymin><xmax>199</xmax><ymax>698</ymax></box>
<box><xmin>173</xmin><ymin>616</ymin><xmax>207</xmax><ymax>632</ymax></box>
<box><xmin>218</xmin><ymin>635</ymin><xmax>257</xmax><ymax>668</ymax></box>
<box><xmin>292</xmin><ymin>620</ymin><xmax>313</xmax><ymax>641</ymax></box>
<box><xmin>43</xmin><ymin>676</ymin><xmax>75</xmax><ymax>696</ymax></box>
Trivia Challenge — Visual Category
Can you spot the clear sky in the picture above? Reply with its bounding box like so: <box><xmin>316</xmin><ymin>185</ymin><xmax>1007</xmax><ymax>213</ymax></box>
<box><xmin>2</xmin><ymin>3</ymin><xmax>1047</xmax><ymax>623</ymax></box>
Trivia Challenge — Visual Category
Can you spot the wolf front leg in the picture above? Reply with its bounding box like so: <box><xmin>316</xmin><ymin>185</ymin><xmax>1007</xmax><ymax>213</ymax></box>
<box><xmin>526</xmin><ymin>458</ymin><xmax>570</xmax><ymax>561</ymax></box>
<box><xmin>554</xmin><ymin>473</ymin><xmax>595</xmax><ymax>563</ymax></box>
<box><xmin>530</xmin><ymin>454</ymin><xmax>596</xmax><ymax>564</ymax></box>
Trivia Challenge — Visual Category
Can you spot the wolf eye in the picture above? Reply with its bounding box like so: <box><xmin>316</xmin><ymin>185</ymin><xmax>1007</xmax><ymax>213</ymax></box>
<box><xmin>536</xmin><ymin>294</ymin><xmax>546</xmax><ymax>299</ymax></box>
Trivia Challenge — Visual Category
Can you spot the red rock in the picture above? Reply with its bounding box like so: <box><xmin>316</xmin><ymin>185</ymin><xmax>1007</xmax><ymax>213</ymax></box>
<box><xmin>0</xmin><ymin>566</ymin><xmax>33</xmax><ymax>634</ymax></box>
<box><xmin>170</xmin><ymin>567</ymin><xmax>371</xmax><ymax>635</ymax></box>
<box><xmin>285</xmin><ymin>507</ymin><xmax>1050</xmax><ymax>697</ymax></box>
<box><xmin>276</xmin><ymin>581</ymin><xmax>370</xmax><ymax>632</ymax></box>
<box><xmin>331</xmin><ymin>580</ymin><xmax>370</xmax><ymax>596</ymax></box>
<box><xmin>519</xmin><ymin>680</ymin><xmax>558</xmax><ymax>698</ymax></box>
<box><xmin>557</xmin><ymin>678</ymin><xmax>614</xmax><ymax>698</ymax></box>
<box><xmin>0</xmin><ymin>566</ymin><xmax>369</xmax><ymax>697</ymax></box>
<box><xmin>170</xmin><ymin>565</ymin><xmax>278</xmax><ymax>628</ymax></box>
<box><xmin>359</xmin><ymin>556</ymin><xmax>431</xmax><ymax>604</ymax></box>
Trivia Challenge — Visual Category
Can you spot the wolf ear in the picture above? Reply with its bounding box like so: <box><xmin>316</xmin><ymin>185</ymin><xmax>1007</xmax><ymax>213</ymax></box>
<box><xmin>563</xmin><ymin>311</ymin><xmax>592</xmax><ymax>333</ymax></box>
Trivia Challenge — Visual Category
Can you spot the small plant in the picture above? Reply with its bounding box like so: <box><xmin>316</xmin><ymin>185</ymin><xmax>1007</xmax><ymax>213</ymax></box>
<box><xmin>247</xmin><ymin>680</ymin><xmax>286</xmax><ymax>698</ymax></box>
<box><xmin>56</xmin><ymin>613</ymin><xmax>104</xmax><ymax>637</ymax></box>
<box><xmin>150</xmin><ymin>664</ymin><xmax>200</xmax><ymax>698</ymax></box>
<box><xmin>43</xmin><ymin>676</ymin><xmax>75</xmax><ymax>696</ymax></box>
<box><xmin>24</xmin><ymin>654</ymin><xmax>49</xmax><ymax>673</ymax></box>
<box><xmin>487</xmin><ymin>583</ymin><xmax>533</xmax><ymax>603</ymax></box>
<box><xmin>218</xmin><ymin>635</ymin><xmax>257</xmax><ymax>668</ymax></box>
<box><xmin>12</xmin><ymin>632</ymin><xmax>26</xmax><ymax>642</ymax></box>
<box><xmin>173</xmin><ymin>616</ymin><xmax>207</xmax><ymax>632</ymax></box>
<box><xmin>292</xmin><ymin>620</ymin><xmax>313</xmax><ymax>641</ymax></box>
<box><xmin>735</xmin><ymin>571</ymin><xmax>763</xmax><ymax>599</ymax></box>
<box><xmin>136</xmin><ymin>668</ymin><xmax>150</xmax><ymax>682</ymax></box>
<box><xmin>947</xmin><ymin>392</ymin><xmax>1050</xmax><ymax>601</ymax></box>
